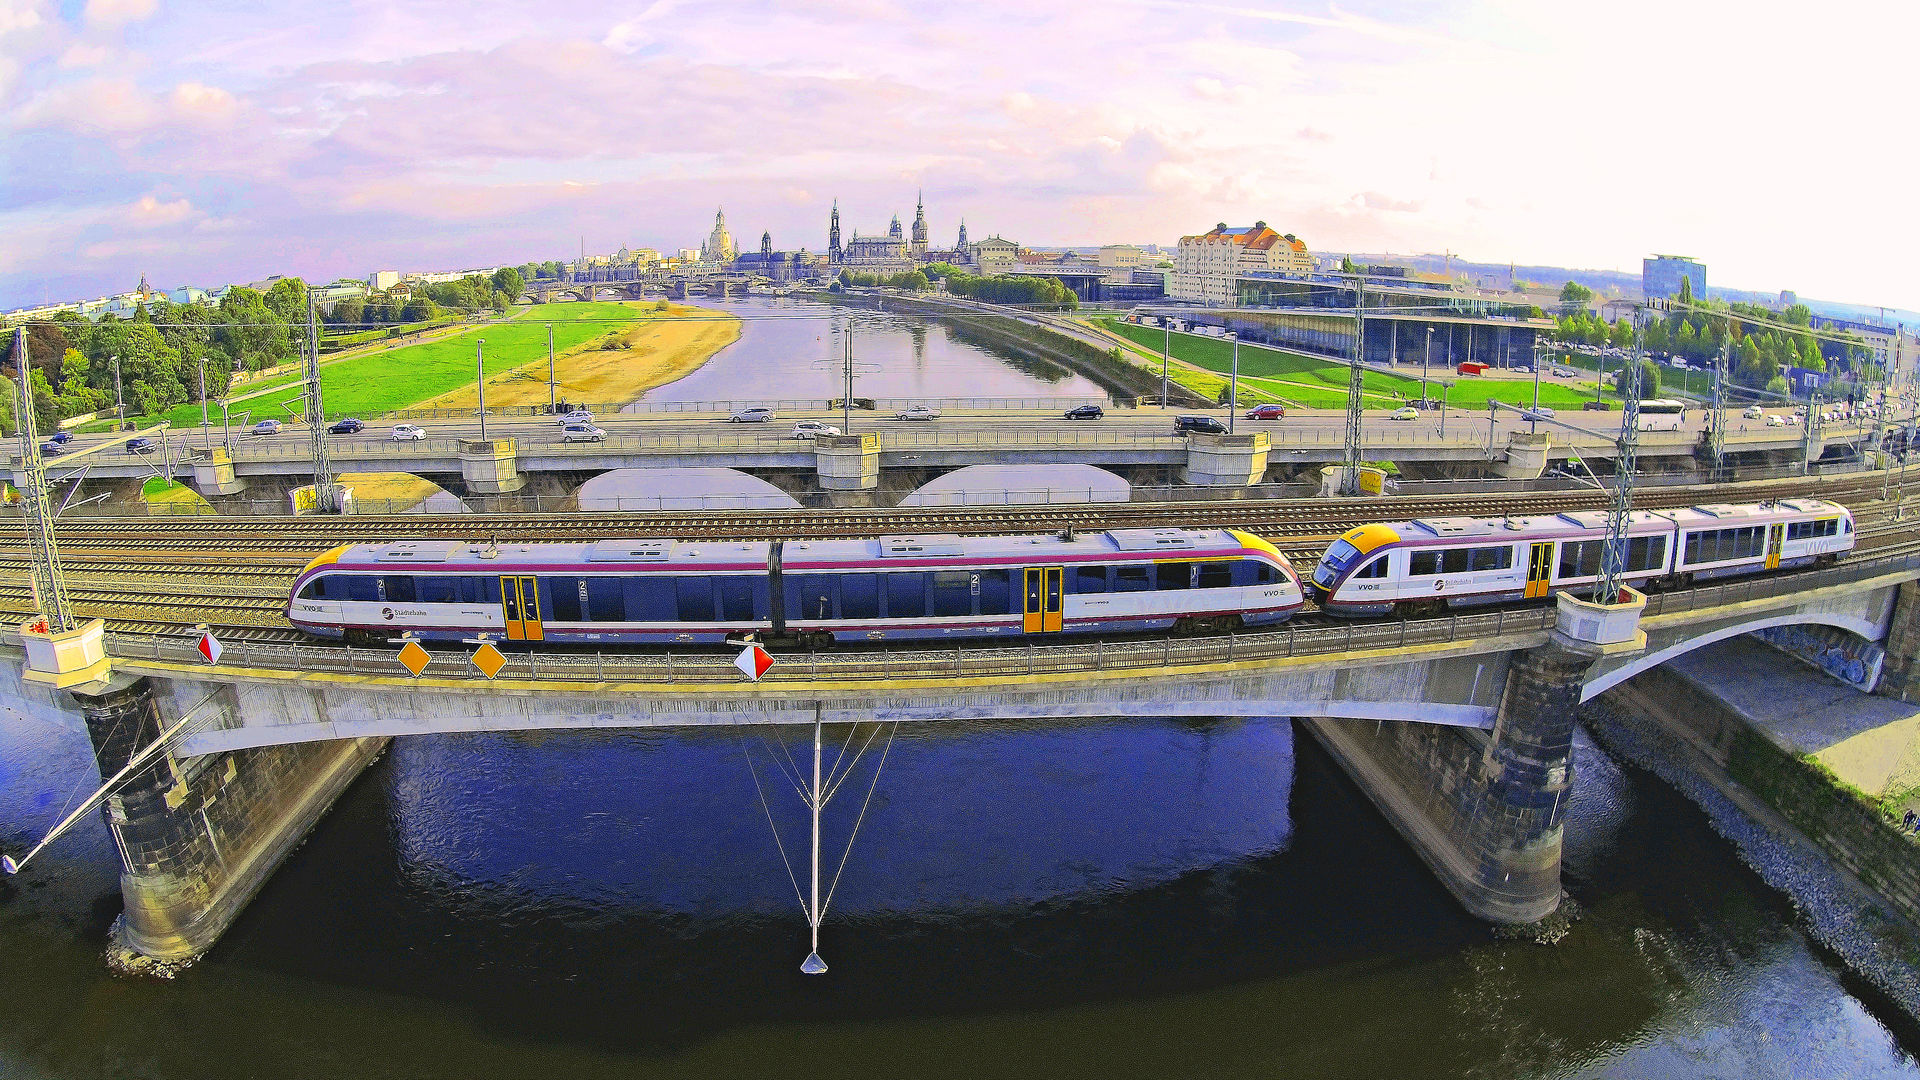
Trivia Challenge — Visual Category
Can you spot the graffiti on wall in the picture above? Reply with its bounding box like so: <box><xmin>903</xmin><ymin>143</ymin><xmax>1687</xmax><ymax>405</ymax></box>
<box><xmin>1755</xmin><ymin>624</ymin><xmax>1885</xmax><ymax>692</ymax></box>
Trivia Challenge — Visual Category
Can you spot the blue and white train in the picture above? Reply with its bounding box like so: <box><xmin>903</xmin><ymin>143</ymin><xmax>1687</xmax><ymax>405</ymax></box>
<box><xmin>286</xmin><ymin>528</ymin><xmax>1306</xmax><ymax>645</ymax></box>
<box><xmin>1308</xmin><ymin>498</ymin><xmax>1854</xmax><ymax>617</ymax></box>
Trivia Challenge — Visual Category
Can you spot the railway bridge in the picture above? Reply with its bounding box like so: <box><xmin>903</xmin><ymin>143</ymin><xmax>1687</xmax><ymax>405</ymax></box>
<box><xmin>4</xmin><ymin>471</ymin><xmax>1919</xmax><ymax>967</ymax></box>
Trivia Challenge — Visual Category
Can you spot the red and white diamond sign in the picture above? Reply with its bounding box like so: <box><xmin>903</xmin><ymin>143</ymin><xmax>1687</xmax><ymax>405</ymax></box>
<box><xmin>196</xmin><ymin>631</ymin><xmax>223</xmax><ymax>665</ymax></box>
<box><xmin>734</xmin><ymin>642</ymin><xmax>773</xmax><ymax>681</ymax></box>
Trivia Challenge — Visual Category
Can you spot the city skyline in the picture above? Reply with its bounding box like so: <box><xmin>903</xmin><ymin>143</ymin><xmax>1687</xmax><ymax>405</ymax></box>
<box><xmin>2</xmin><ymin>0</ymin><xmax>1916</xmax><ymax>311</ymax></box>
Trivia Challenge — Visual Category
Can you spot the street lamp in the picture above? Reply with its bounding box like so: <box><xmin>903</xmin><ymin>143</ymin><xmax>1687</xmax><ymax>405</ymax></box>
<box><xmin>111</xmin><ymin>355</ymin><xmax>122</xmax><ymax>425</ymax></box>
<box><xmin>1160</xmin><ymin>322</ymin><xmax>1170</xmax><ymax>408</ymax></box>
<box><xmin>546</xmin><ymin>323</ymin><xmax>556</xmax><ymax>415</ymax></box>
<box><xmin>198</xmin><ymin>356</ymin><xmax>210</xmax><ymax>448</ymax></box>
<box><xmin>476</xmin><ymin>338</ymin><xmax>487</xmax><ymax>440</ymax></box>
<box><xmin>1227</xmin><ymin>331</ymin><xmax>1239</xmax><ymax>434</ymax></box>
<box><xmin>1423</xmin><ymin>327</ymin><xmax>1434</xmax><ymax>405</ymax></box>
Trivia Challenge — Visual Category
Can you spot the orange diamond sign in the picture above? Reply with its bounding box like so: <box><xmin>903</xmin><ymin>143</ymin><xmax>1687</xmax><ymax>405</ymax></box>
<box><xmin>470</xmin><ymin>641</ymin><xmax>507</xmax><ymax>680</ymax></box>
<box><xmin>397</xmin><ymin>640</ymin><xmax>431</xmax><ymax>677</ymax></box>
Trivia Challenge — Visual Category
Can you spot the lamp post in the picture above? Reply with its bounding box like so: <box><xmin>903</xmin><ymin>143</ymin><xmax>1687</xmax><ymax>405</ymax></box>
<box><xmin>476</xmin><ymin>338</ymin><xmax>487</xmax><ymax>440</ymax></box>
<box><xmin>111</xmin><ymin>355</ymin><xmax>122</xmax><ymax>425</ymax></box>
<box><xmin>546</xmin><ymin>323</ymin><xmax>556</xmax><ymax>415</ymax></box>
<box><xmin>198</xmin><ymin>356</ymin><xmax>210</xmax><ymax>448</ymax></box>
<box><xmin>1228</xmin><ymin>331</ymin><xmax>1239</xmax><ymax>434</ymax></box>
<box><xmin>1531</xmin><ymin>339</ymin><xmax>1543</xmax><ymax>432</ymax></box>
<box><xmin>1160</xmin><ymin>322</ymin><xmax>1170</xmax><ymax>408</ymax></box>
<box><xmin>1423</xmin><ymin>327</ymin><xmax>1433</xmax><ymax>405</ymax></box>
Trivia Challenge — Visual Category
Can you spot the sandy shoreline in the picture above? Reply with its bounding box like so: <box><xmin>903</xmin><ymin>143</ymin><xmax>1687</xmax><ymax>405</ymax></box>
<box><xmin>415</xmin><ymin>302</ymin><xmax>741</xmax><ymax>411</ymax></box>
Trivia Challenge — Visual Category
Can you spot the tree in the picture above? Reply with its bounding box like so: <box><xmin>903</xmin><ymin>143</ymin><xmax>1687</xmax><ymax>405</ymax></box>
<box><xmin>1557</xmin><ymin>281</ymin><xmax>1593</xmax><ymax>316</ymax></box>
<box><xmin>490</xmin><ymin>267</ymin><xmax>525</xmax><ymax>297</ymax></box>
<box><xmin>1765</xmin><ymin>375</ymin><xmax>1789</xmax><ymax>396</ymax></box>
<box><xmin>1340</xmin><ymin>254</ymin><xmax>1358</xmax><ymax>274</ymax></box>
<box><xmin>1614</xmin><ymin>358</ymin><xmax>1661</xmax><ymax>398</ymax></box>
<box><xmin>262</xmin><ymin>278</ymin><xmax>309</xmax><ymax>324</ymax></box>
<box><xmin>1677</xmin><ymin>275</ymin><xmax>1694</xmax><ymax>304</ymax></box>
<box><xmin>1608</xmin><ymin>319</ymin><xmax>1632</xmax><ymax>350</ymax></box>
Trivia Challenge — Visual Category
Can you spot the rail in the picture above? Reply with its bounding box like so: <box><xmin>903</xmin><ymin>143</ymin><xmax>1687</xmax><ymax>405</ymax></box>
<box><xmin>93</xmin><ymin>547</ymin><xmax>1920</xmax><ymax>687</ymax></box>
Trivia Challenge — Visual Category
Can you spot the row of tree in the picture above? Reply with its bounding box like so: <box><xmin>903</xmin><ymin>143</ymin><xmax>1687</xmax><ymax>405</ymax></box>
<box><xmin>836</xmin><ymin>269</ymin><xmax>931</xmax><ymax>290</ymax></box>
<box><xmin>937</xmin><ymin>270</ymin><xmax>1079</xmax><ymax>310</ymax></box>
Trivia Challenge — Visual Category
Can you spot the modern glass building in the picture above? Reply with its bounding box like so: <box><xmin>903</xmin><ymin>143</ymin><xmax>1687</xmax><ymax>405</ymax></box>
<box><xmin>1642</xmin><ymin>255</ymin><xmax>1706</xmax><ymax>300</ymax></box>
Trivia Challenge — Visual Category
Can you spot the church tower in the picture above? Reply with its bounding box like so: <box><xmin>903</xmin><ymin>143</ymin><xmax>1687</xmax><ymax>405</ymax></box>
<box><xmin>911</xmin><ymin>190</ymin><xmax>929</xmax><ymax>259</ymax></box>
<box><xmin>887</xmin><ymin>213</ymin><xmax>902</xmax><ymax>242</ymax></box>
<box><xmin>701</xmin><ymin>207</ymin><xmax>735</xmax><ymax>263</ymax></box>
<box><xmin>761</xmin><ymin>230</ymin><xmax>772</xmax><ymax>259</ymax></box>
<box><xmin>956</xmin><ymin>219</ymin><xmax>969</xmax><ymax>253</ymax></box>
<box><xmin>828</xmin><ymin>200</ymin><xmax>843</xmax><ymax>263</ymax></box>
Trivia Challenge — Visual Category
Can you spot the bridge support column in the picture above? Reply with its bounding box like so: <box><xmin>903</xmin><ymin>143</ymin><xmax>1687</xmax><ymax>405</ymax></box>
<box><xmin>73</xmin><ymin>673</ymin><xmax>390</xmax><ymax>968</ymax></box>
<box><xmin>815</xmin><ymin>433</ymin><xmax>879</xmax><ymax>505</ymax></box>
<box><xmin>1181</xmin><ymin>431</ymin><xmax>1268</xmax><ymax>486</ymax></box>
<box><xmin>1493</xmin><ymin>431</ymin><xmax>1551</xmax><ymax>480</ymax></box>
<box><xmin>1875</xmin><ymin>581</ymin><xmax>1920</xmax><ymax>703</ymax></box>
<box><xmin>1305</xmin><ymin>588</ymin><xmax>1645</xmax><ymax>924</ymax></box>
<box><xmin>189</xmin><ymin>447</ymin><xmax>246</xmax><ymax>497</ymax></box>
<box><xmin>459</xmin><ymin>437</ymin><xmax>525</xmax><ymax>494</ymax></box>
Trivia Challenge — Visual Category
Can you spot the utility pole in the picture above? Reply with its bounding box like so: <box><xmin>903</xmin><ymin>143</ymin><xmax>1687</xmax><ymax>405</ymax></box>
<box><xmin>1160</xmin><ymin>323</ymin><xmax>1170</xmax><ymax>407</ymax></box>
<box><xmin>1227</xmin><ymin>332</ymin><xmax>1239</xmax><ymax>434</ymax></box>
<box><xmin>476</xmin><ymin>339</ymin><xmax>488</xmax><ymax>441</ymax></box>
<box><xmin>1341</xmin><ymin>272</ymin><xmax>1365</xmax><ymax>494</ymax></box>
<box><xmin>303</xmin><ymin>288</ymin><xmax>337</xmax><ymax>512</ymax></box>
<box><xmin>1595</xmin><ymin>308</ymin><xmax>1646</xmax><ymax>604</ymax></box>
<box><xmin>198</xmin><ymin>357</ymin><xmax>210</xmax><ymax>448</ymax></box>
<box><xmin>547</xmin><ymin>323</ymin><xmax>556</xmax><ymax>414</ymax></box>
<box><xmin>1530</xmin><ymin>338</ymin><xmax>1542</xmax><ymax>431</ymax></box>
<box><xmin>11</xmin><ymin>328</ymin><xmax>75</xmax><ymax>634</ymax></box>
<box><xmin>111</xmin><ymin>355</ymin><xmax>122</xmax><ymax>425</ymax></box>
<box><xmin>1423</xmin><ymin>326</ymin><xmax>1433</xmax><ymax>405</ymax></box>
<box><xmin>1802</xmin><ymin>387</ymin><xmax>1821</xmax><ymax>474</ymax></box>
<box><xmin>1709</xmin><ymin>341</ymin><xmax>1727</xmax><ymax>476</ymax></box>
<box><xmin>842</xmin><ymin>324</ymin><xmax>854</xmax><ymax>435</ymax></box>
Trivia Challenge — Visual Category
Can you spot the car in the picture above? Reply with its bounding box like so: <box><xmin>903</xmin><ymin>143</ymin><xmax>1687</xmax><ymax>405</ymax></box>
<box><xmin>1521</xmin><ymin>407</ymin><xmax>1556</xmax><ymax>420</ymax></box>
<box><xmin>250</xmin><ymin>419</ymin><xmax>282</xmax><ymax>436</ymax></box>
<box><xmin>390</xmin><ymin>424</ymin><xmax>427</xmax><ymax>441</ymax></box>
<box><xmin>328</xmin><ymin>418</ymin><xmax>365</xmax><ymax>434</ymax></box>
<box><xmin>559</xmin><ymin>423</ymin><xmax>606</xmax><ymax>443</ymax></box>
<box><xmin>1581</xmin><ymin>401</ymin><xmax>1613</xmax><ymax>411</ymax></box>
<box><xmin>1767</xmin><ymin>414</ymin><xmax>1788</xmax><ymax>427</ymax></box>
<box><xmin>791</xmin><ymin>420</ymin><xmax>842</xmax><ymax>439</ymax></box>
<box><xmin>1244</xmin><ymin>404</ymin><xmax>1287</xmax><ymax>420</ymax></box>
<box><xmin>1173</xmin><ymin>415</ymin><xmax>1228</xmax><ymax>435</ymax></box>
<box><xmin>894</xmin><ymin>405</ymin><xmax>941</xmax><ymax>421</ymax></box>
<box><xmin>124</xmin><ymin>436</ymin><xmax>158</xmax><ymax>454</ymax></box>
<box><xmin>556</xmin><ymin>410</ymin><xmax>594</xmax><ymax>426</ymax></box>
<box><xmin>1553</xmin><ymin>367</ymin><xmax>1578</xmax><ymax>378</ymax></box>
<box><xmin>1511</xmin><ymin>363</ymin><xmax>1532</xmax><ymax>374</ymax></box>
<box><xmin>47</xmin><ymin>431</ymin><xmax>72</xmax><ymax>445</ymax></box>
<box><xmin>1743</xmin><ymin>405</ymin><xmax>1765</xmax><ymax>420</ymax></box>
<box><xmin>1064</xmin><ymin>404</ymin><xmax>1104</xmax><ymax>420</ymax></box>
<box><xmin>1387</xmin><ymin>407</ymin><xmax>1419</xmax><ymax>421</ymax></box>
<box><xmin>39</xmin><ymin>440</ymin><xmax>65</xmax><ymax>456</ymax></box>
<box><xmin>729</xmin><ymin>407</ymin><xmax>776</xmax><ymax>423</ymax></box>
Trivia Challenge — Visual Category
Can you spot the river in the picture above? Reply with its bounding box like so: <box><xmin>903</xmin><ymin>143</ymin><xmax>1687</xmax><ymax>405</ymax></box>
<box><xmin>625</xmin><ymin>295</ymin><xmax>1112</xmax><ymax>407</ymax></box>
<box><xmin>3</xmin><ymin>706</ymin><xmax>1918</xmax><ymax>1079</ymax></box>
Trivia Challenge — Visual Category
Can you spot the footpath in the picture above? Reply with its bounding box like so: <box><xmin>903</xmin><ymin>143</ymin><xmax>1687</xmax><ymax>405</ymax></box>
<box><xmin>1588</xmin><ymin>634</ymin><xmax>1920</xmax><ymax>1019</ymax></box>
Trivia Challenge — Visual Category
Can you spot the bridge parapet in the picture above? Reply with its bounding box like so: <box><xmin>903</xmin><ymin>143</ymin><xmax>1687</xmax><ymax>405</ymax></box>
<box><xmin>458</xmin><ymin>437</ymin><xmax>524</xmax><ymax>494</ymax></box>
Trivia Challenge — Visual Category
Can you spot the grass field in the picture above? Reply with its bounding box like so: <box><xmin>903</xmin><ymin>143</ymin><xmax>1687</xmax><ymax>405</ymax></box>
<box><xmin>1099</xmin><ymin>319</ymin><xmax>1621</xmax><ymax>411</ymax></box>
<box><xmin>125</xmin><ymin>303</ymin><xmax>647</xmax><ymax>429</ymax></box>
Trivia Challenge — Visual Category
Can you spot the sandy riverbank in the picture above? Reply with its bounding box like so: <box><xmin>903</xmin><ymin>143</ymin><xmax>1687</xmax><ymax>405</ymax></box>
<box><xmin>414</xmin><ymin>303</ymin><xmax>740</xmax><ymax>411</ymax></box>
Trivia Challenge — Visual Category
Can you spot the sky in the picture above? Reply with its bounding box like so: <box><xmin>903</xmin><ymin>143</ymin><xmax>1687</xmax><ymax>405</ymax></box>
<box><xmin>1</xmin><ymin>0</ymin><xmax>1915</xmax><ymax>311</ymax></box>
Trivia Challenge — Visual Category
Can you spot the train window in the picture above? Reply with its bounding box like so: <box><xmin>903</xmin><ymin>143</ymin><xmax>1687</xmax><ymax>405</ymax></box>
<box><xmin>717</xmin><ymin>578</ymin><xmax>756</xmax><ymax>622</ymax></box>
<box><xmin>625</xmin><ymin>576</ymin><xmax>676</xmax><ymax>621</ymax></box>
<box><xmin>345</xmin><ymin>576</ymin><xmax>379</xmax><ymax>602</ymax></box>
<box><xmin>462</xmin><ymin>576</ymin><xmax>501</xmax><ymax>604</ymax></box>
<box><xmin>1557</xmin><ymin>542</ymin><xmax>1603</xmax><ymax>579</ymax></box>
<box><xmin>978</xmin><ymin>570</ymin><xmax>1013</xmax><ymax>615</ymax></box>
<box><xmin>841</xmin><ymin>575</ymin><xmax>880</xmax><ymax>620</ymax></box>
<box><xmin>676</xmin><ymin>578</ymin><xmax>715</xmax><ymax>622</ymax></box>
<box><xmin>1353</xmin><ymin>558</ymin><xmax>1387</xmax><ymax>580</ymax></box>
<box><xmin>1625</xmin><ymin>536</ymin><xmax>1666</xmax><ymax>572</ymax></box>
<box><xmin>297</xmin><ymin>577</ymin><xmax>326</xmax><ymax>600</ymax></box>
<box><xmin>1467</xmin><ymin>547</ymin><xmax>1513</xmax><ymax>572</ymax></box>
<box><xmin>1196</xmin><ymin>563</ymin><xmax>1233</xmax><ymax>589</ymax></box>
<box><xmin>1114</xmin><ymin>566</ymin><xmax>1152</xmax><ymax>592</ymax></box>
<box><xmin>545</xmin><ymin>577</ymin><xmax>583</xmax><ymax>622</ymax></box>
<box><xmin>1074</xmin><ymin>565</ymin><xmax>1108</xmax><ymax>594</ymax></box>
<box><xmin>1229</xmin><ymin>561</ymin><xmax>1267</xmax><ymax>587</ymax></box>
<box><xmin>1157</xmin><ymin>562</ymin><xmax>1192</xmax><ymax>590</ymax></box>
<box><xmin>886</xmin><ymin>573</ymin><xmax>928</xmax><ymax>618</ymax></box>
<box><xmin>381</xmin><ymin>576</ymin><xmax>416</xmax><ymax>603</ymax></box>
<box><xmin>586</xmin><ymin>577</ymin><xmax>625</xmax><ymax>621</ymax></box>
<box><xmin>418</xmin><ymin>577</ymin><xmax>459</xmax><ymax>603</ymax></box>
<box><xmin>1442</xmin><ymin>549</ymin><xmax>1472</xmax><ymax>574</ymax></box>
<box><xmin>786</xmin><ymin>575</ymin><xmax>835</xmax><ymax>620</ymax></box>
<box><xmin>1409</xmin><ymin>551</ymin><xmax>1439</xmax><ymax>576</ymax></box>
<box><xmin>930</xmin><ymin>572</ymin><xmax>972</xmax><ymax>617</ymax></box>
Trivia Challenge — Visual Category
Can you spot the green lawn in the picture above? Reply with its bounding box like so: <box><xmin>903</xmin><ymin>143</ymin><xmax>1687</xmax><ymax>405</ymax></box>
<box><xmin>128</xmin><ymin>303</ymin><xmax>642</xmax><ymax>429</ymax></box>
<box><xmin>1100</xmin><ymin>319</ymin><xmax>1622</xmax><ymax>411</ymax></box>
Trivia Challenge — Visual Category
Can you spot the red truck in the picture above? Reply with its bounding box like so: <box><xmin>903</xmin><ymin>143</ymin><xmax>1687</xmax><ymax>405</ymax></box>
<box><xmin>1456</xmin><ymin>361</ymin><xmax>1487</xmax><ymax>375</ymax></box>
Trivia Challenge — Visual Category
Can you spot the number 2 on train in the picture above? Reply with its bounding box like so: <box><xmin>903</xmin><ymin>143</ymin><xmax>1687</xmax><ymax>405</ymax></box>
<box><xmin>1523</xmin><ymin>542</ymin><xmax>1552</xmax><ymax>599</ymax></box>
<box><xmin>1023</xmin><ymin>567</ymin><xmax>1063</xmax><ymax>633</ymax></box>
<box><xmin>500</xmin><ymin>575</ymin><xmax>544</xmax><ymax>642</ymax></box>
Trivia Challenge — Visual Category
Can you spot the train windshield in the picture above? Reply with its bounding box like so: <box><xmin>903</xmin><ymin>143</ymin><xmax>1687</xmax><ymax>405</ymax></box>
<box><xmin>1315</xmin><ymin>540</ymin><xmax>1362</xmax><ymax>585</ymax></box>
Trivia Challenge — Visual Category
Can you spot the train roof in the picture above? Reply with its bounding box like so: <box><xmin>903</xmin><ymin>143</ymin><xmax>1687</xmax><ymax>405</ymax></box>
<box><xmin>1354</xmin><ymin>499</ymin><xmax>1849</xmax><ymax>548</ymax></box>
<box><xmin>316</xmin><ymin>528</ymin><xmax>1270</xmax><ymax>574</ymax></box>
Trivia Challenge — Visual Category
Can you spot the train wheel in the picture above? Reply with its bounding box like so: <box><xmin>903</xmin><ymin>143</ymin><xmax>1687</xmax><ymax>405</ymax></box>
<box><xmin>342</xmin><ymin>628</ymin><xmax>386</xmax><ymax>648</ymax></box>
<box><xmin>1395</xmin><ymin>599</ymin><xmax>1443</xmax><ymax>620</ymax></box>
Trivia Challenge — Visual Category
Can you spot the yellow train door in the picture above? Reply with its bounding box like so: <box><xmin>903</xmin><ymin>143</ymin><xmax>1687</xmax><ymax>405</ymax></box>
<box><xmin>1524</xmin><ymin>542</ymin><xmax>1553</xmax><ymax>599</ymax></box>
<box><xmin>1765</xmin><ymin>523</ymin><xmax>1785</xmax><ymax>570</ymax></box>
<box><xmin>501</xmin><ymin>575</ymin><xmax>544</xmax><ymax>642</ymax></box>
<box><xmin>1023</xmin><ymin>567</ymin><xmax>1064</xmax><ymax>633</ymax></box>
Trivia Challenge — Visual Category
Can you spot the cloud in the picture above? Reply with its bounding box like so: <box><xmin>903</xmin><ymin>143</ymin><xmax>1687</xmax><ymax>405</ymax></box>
<box><xmin>125</xmin><ymin>194</ymin><xmax>193</xmax><ymax>227</ymax></box>
<box><xmin>0</xmin><ymin>0</ymin><xmax>44</xmax><ymax>35</ymax></box>
<box><xmin>169</xmin><ymin>81</ymin><xmax>238</xmax><ymax>121</ymax></box>
<box><xmin>82</xmin><ymin>0</ymin><xmax>156</xmax><ymax>29</ymax></box>
<box><xmin>1359</xmin><ymin>191</ymin><xmax>1421</xmax><ymax>213</ymax></box>
<box><xmin>57</xmin><ymin>42</ymin><xmax>112</xmax><ymax>68</ymax></box>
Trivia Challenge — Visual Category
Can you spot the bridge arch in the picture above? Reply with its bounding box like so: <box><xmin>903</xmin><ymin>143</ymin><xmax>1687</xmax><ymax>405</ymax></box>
<box><xmin>1583</xmin><ymin>609</ymin><xmax>1888</xmax><ymax>701</ymax></box>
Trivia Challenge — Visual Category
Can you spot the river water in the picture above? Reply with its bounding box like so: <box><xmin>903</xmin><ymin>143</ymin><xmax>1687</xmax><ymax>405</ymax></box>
<box><xmin>626</xmin><ymin>296</ymin><xmax>1112</xmax><ymax>406</ymax></box>
<box><xmin>3</xmin><ymin>706</ymin><xmax>1918</xmax><ymax>1079</ymax></box>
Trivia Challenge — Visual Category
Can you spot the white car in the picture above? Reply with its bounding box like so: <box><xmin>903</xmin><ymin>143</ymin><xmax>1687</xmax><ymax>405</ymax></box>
<box><xmin>391</xmin><ymin>424</ymin><xmax>427</xmax><ymax>441</ymax></box>
<box><xmin>555</xmin><ymin>410</ymin><xmax>593</xmax><ymax>426</ymax></box>
<box><xmin>730</xmin><ymin>407</ymin><xmax>776</xmax><ymax>423</ymax></box>
<box><xmin>1743</xmin><ymin>405</ymin><xmax>1764</xmax><ymax>419</ymax></box>
<box><xmin>1767</xmin><ymin>414</ymin><xmax>1788</xmax><ymax>427</ymax></box>
<box><xmin>895</xmin><ymin>405</ymin><xmax>942</xmax><ymax>421</ymax></box>
<box><xmin>791</xmin><ymin>420</ymin><xmax>841</xmax><ymax>439</ymax></box>
<box><xmin>1521</xmin><ymin>406</ymin><xmax>1556</xmax><ymax>420</ymax></box>
<box><xmin>559</xmin><ymin>423</ymin><xmax>606</xmax><ymax>443</ymax></box>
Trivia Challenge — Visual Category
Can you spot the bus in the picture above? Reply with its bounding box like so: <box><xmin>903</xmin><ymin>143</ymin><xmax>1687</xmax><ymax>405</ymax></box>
<box><xmin>1635</xmin><ymin>398</ymin><xmax>1688</xmax><ymax>432</ymax></box>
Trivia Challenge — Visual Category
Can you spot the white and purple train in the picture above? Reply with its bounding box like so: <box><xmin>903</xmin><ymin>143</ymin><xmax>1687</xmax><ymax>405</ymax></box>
<box><xmin>286</xmin><ymin>528</ymin><xmax>1305</xmax><ymax>646</ymax></box>
<box><xmin>1308</xmin><ymin>498</ymin><xmax>1854</xmax><ymax>617</ymax></box>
